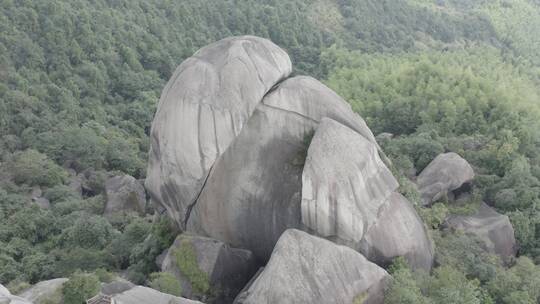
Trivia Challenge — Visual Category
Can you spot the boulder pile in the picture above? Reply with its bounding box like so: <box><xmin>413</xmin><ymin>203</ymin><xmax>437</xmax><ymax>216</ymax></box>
<box><xmin>145</xmin><ymin>36</ymin><xmax>434</xmax><ymax>303</ymax></box>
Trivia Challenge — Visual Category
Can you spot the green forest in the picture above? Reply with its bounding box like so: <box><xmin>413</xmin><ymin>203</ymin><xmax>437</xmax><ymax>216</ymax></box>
<box><xmin>1</xmin><ymin>0</ymin><xmax>540</xmax><ymax>303</ymax></box>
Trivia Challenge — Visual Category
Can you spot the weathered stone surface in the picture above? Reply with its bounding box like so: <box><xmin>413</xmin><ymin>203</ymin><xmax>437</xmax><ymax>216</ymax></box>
<box><xmin>302</xmin><ymin>119</ymin><xmax>432</xmax><ymax>270</ymax></box>
<box><xmin>101</xmin><ymin>280</ymin><xmax>136</xmax><ymax>296</ymax></box>
<box><xmin>18</xmin><ymin>278</ymin><xmax>67</xmax><ymax>303</ymax></box>
<box><xmin>0</xmin><ymin>284</ymin><xmax>32</xmax><ymax>304</ymax></box>
<box><xmin>417</xmin><ymin>152</ymin><xmax>474</xmax><ymax>205</ymax></box>
<box><xmin>104</xmin><ymin>175</ymin><xmax>146</xmax><ymax>216</ymax></box>
<box><xmin>145</xmin><ymin>36</ymin><xmax>292</xmax><ymax>229</ymax></box>
<box><xmin>302</xmin><ymin>118</ymin><xmax>397</xmax><ymax>244</ymax></box>
<box><xmin>187</xmin><ymin>76</ymin><xmax>376</xmax><ymax>261</ymax></box>
<box><xmin>445</xmin><ymin>202</ymin><xmax>517</xmax><ymax>260</ymax></box>
<box><xmin>110</xmin><ymin>286</ymin><xmax>203</xmax><ymax>304</ymax></box>
<box><xmin>240</xmin><ymin>229</ymin><xmax>389</xmax><ymax>304</ymax></box>
<box><xmin>159</xmin><ymin>234</ymin><xmax>257</xmax><ymax>303</ymax></box>
<box><xmin>359</xmin><ymin>192</ymin><xmax>433</xmax><ymax>270</ymax></box>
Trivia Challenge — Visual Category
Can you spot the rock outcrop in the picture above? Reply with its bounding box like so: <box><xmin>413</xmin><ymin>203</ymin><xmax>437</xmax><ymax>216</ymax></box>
<box><xmin>359</xmin><ymin>192</ymin><xmax>433</xmax><ymax>269</ymax></box>
<box><xmin>18</xmin><ymin>278</ymin><xmax>67</xmax><ymax>303</ymax></box>
<box><xmin>238</xmin><ymin>229</ymin><xmax>389</xmax><ymax>304</ymax></box>
<box><xmin>104</xmin><ymin>285</ymin><xmax>203</xmax><ymax>304</ymax></box>
<box><xmin>0</xmin><ymin>284</ymin><xmax>32</xmax><ymax>304</ymax></box>
<box><xmin>159</xmin><ymin>234</ymin><xmax>257</xmax><ymax>303</ymax></box>
<box><xmin>186</xmin><ymin>76</ymin><xmax>379</xmax><ymax>261</ymax></box>
<box><xmin>417</xmin><ymin>152</ymin><xmax>474</xmax><ymax>205</ymax></box>
<box><xmin>145</xmin><ymin>36</ymin><xmax>292</xmax><ymax>229</ymax></box>
<box><xmin>444</xmin><ymin>203</ymin><xmax>517</xmax><ymax>261</ymax></box>
<box><xmin>145</xmin><ymin>36</ymin><xmax>437</xmax><ymax>303</ymax></box>
<box><xmin>302</xmin><ymin>118</ymin><xmax>433</xmax><ymax>270</ymax></box>
<box><xmin>104</xmin><ymin>175</ymin><xmax>146</xmax><ymax>216</ymax></box>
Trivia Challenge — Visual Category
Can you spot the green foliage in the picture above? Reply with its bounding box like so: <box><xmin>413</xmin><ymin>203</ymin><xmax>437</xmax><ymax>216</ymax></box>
<box><xmin>173</xmin><ymin>240</ymin><xmax>210</xmax><ymax>296</ymax></box>
<box><xmin>487</xmin><ymin>256</ymin><xmax>540</xmax><ymax>304</ymax></box>
<box><xmin>149</xmin><ymin>272</ymin><xmax>182</xmax><ymax>297</ymax></box>
<box><xmin>1</xmin><ymin>0</ymin><xmax>540</xmax><ymax>298</ymax></box>
<box><xmin>384</xmin><ymin>257</ymin><xmax>430</xmax><ymax>304</ymax></box>
<box><xmin>8</xmin><ymin>149</ymin><xmax>67</xmax><ymax>187</ymax></box>
<box><xmin>417</xmin><ymin>202</ymin><xmax>449</xmax><ymax>229</ymax></box>
<box><xmin>62</xmin><ymin>271</ymin><xmax>100</xmax><ymax>304</ymax></box>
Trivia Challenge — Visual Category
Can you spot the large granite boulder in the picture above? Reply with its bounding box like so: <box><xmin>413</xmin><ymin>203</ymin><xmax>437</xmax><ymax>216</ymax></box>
<box><xmin>104</xmin><ymin>175</ymin><xmax>146</xmax><ymax>216</ymax></box>
<box><xmin>147</xmin><ymin>36</ymin><xmax>433</xmax><ymax>279</ymax></box>
<box><xmin>159</xmin><ymin>234</ymin><xmax>257</xmax><ymax>303</ymax></box>
<box><xmin>0</xmin><ymin>284</ymin><xmax>32</xmax><ymax>304</ymax></box>
<box><xmin>18</xmin><ymin>278</ymin><xmax>67</xmax><ymax>303</ymax></box>
<box><xmin>237</xmin><ymin>229</ymin><xmax>389</xmax><ymax>304</ymax></box>
<box><xmin>302</xmin><ymin>118</ymin><xmax>433</xmax><ymax>270</ymax></box>
<box><xmin>417</xmin><ymin>152</ymin><xmax>474</xmax><ymax>205</ymax></box>
<box><xmin>145</xmin><ymin>36</ymin><xmax>292</xmax><ymax>229</ymax></box>
<box><xmin>444</xmin><ymin>203</ymin><xmax>517</xmax><ymax>261</ymax></box>
<box><xmin>187</xmin><ymin>76</ymin><xmax>377</xmax><ymax>261</ymax></box>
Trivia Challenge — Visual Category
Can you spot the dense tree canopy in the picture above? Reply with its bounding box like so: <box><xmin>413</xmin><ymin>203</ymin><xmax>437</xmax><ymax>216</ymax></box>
<box><xmin>1</xmin><ymin>0</ymin><xmax>540</xmax><ymax>302</ymax></box>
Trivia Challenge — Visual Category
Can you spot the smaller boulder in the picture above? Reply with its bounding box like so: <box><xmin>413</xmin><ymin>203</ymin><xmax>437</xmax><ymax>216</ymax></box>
<box><xmin>90</xmin><ymin>285</ymin><xmax>203</xmax><ymax>304</ymax></box>
<box><xmin>104</xmin><ymin>175</ymin><xmax>146</xmax><ymax>216</ymax></box>
<box><xmin>417</xmin><ymin>152</ymin><xmax>474</xmax><ymax>205</ymax></box>
<box><xmin>32</xmin><ymin>197</ymin><xmax>50</xmax><ymax>209</ymax></box>
<box><xmin>67</xmin><ymin>169</ymin><xmax>83</xmax><ymax>197</ymax></box>
<box><xmin>101</xmin><ymin>280</ymin><xmax>136</xmax><ymax>296</ymax></box>
<box><xmin>444</xmin><ymin>203</ymin><xmax>517</xmax><ymax>261</ymax></box>
<box><xmin>18</xmin><ymin>278</ymin><xmax>67</xmax><ymax>303</ymax></box>
<box><xmin>240</xmin><ymin>229</ymin><xmax>389</xmax><ymax>304</ymax></box>
<box><xmin>0</xmin><ymin>284</ymin><xmax>32</xmax><ymax>304</ymax></box>
<box><xmin>159</xmin><ymin>234</ymin><xmax>258</xmax><ymax>303</ymax></box>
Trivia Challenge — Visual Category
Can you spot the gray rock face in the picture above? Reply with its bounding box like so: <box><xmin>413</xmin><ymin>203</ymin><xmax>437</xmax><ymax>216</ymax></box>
<box><xmin>159</xmin><ymin>234</ymin><xmax>257</xmax><ymax>303</ymax></box>
<box><xmin>18</xmin><ymin>278</ymin><xmax>67</xmax><ymax>303</ymax></box>
<box><xmin>417</xmin><ymin>152</ymin><xmax>474</xmax><ymax>205</ymax></box>
<box><xmin>104</xmin><ymin>175</ymin><xmax>146</xmax><ymax>216</ymax></box>
<box><xmin>302</xmin><ymin>118</ymin><xmax>397</xmax><ymax>244</ymax></box>
<box><xmin>359</xmin><ymin>192</ymin><xmax>433</xmax><ymax>270</ymax></box>
<box><xmin>101</xmin><ymin>280</ymin><xmax>136</xmax><ymax>296</ymax></box>
<box><xmin>302</xmin><ymin>118</ymin><xmax>433</xmax><ymax>270</ymax></box>
<box><xmin>187</xmin><ymin>76</ymin><xmax>377</xmax><ymax>261</ymax></box>
<box><xmin>110</xmin><ymin>286</ymin><xmax>203</xmax><ymax>304</ymax></box>
<box><xmin>445</xmin><ymin>203</ymin><xmax>517</xmax><ymax>261</ymax></box>
<box><xmin>239</xmin><ymin>229</ymin><xmax>389</xmax><ymax>304</ymax></box>
<box><xmin>145</xmin><ymin>36</ymin><xmax>292</xmax><ymax>229</ymax></box>
<box><xmin>0</xmin><ymin>284</ymin><xmax>32</xmax><ymax>304</ymax></box>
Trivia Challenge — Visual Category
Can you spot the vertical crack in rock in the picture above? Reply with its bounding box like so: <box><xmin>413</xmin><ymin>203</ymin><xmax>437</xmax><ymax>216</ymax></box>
<box><xmin>183</xmin><ymin>164</ymin><xmax>215</xmax><ymax>230</ymax></box>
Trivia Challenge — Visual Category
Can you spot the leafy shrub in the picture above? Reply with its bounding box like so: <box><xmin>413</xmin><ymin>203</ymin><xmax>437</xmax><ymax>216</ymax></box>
<box><xmin>149</xmin><ymin>272</ymin><xmax>182</xmax><ymax>296</ymax></box>
<box><xmin>62</xmin><ymin>271</ymin><xmax>100</xmax><ymax>304</ymax></box>
<box><xmin>9</xmin><ymin>149</ymin><xmax>67</xmax><ymax>187</ymax></box>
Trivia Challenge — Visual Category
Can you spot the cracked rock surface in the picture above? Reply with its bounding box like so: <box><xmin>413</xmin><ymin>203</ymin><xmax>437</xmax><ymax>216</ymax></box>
<box><xmin>147</xmin><ymin>35</ymin><xmax>433</xmax><ymax>275</ymax></box>
<box><xmin>145</xmin><ymin>36</ymin><xmax>292</xmax><ymax>229</ymax></box>
<box><xmin>186</xmin><ymin>76</ymin><xmax>379</xmax><ymax>261</ymax></box>
<box><xmin>302</xmin><ymin>118</ymin><xmax>433</xmax><ymax>270</ymax></box>
<box><xmin>237</xmin><ymin>229</ymin><xmax>389</xmax><ymax>304</ymax></box>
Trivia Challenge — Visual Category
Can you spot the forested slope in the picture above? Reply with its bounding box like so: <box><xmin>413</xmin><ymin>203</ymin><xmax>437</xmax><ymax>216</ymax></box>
<box><xmin>1</xmin><ymin>0</ymin><xmax>540</xmax><ymax>303</ymax></box>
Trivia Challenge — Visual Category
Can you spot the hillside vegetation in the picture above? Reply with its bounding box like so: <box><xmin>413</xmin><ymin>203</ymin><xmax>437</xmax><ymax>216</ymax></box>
<box><xmin>1</xmin><ymin>0</ymin><xmax>540</xmax><ymax>303</ymax></box>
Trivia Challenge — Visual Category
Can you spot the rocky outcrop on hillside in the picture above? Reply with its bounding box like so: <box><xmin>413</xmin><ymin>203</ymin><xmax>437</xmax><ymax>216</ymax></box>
<box><xmin>18</xmin><ymin>278</ymin><xmax>67</xmax><ymax>303</ymax></box>
<box><xmin>444</xmin><ymin>202</ymin><xmax>517</xmax><ymax>261</ymax></box>
<box><xmin>302</xmin><ymin>118</ymin><xmax>433</xmax><ymax>270</ymax></box>
<box><xmin>0</xmin><ymin>284</ymin><xmax>32</xmax><ymax>304</ymax></box>
<box><xmin>145</xmin><ymin>36</ymin><xmax>292</xmax><ymax>229</ymax></box>
<box><xmin>417</xmin><ymin>152</ymin><xmax>474</xmax><ymax>205</ymax></box>
<box><xmin>145</xmin><ymin>35</ymin><xmax>434</xmax><ymax>303</ymax></box>
<box><xmin>159</xmin><ymin>234</ymin><xmax>257</xmax><ymax>303</ymax></box>
<box><xmin>104</xmin><ymin>174</ymin><xmax>146</xmax><ymax>216</ymax></box>
<box><xmin>101</xmin><ymin>285</ymin><xmax>203</xmax><ymax>304</ymax></box>
<box><xmin>236</xmin><ymin>229</ymin><xmax>389</xmax><ymax>304</ymax></box>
